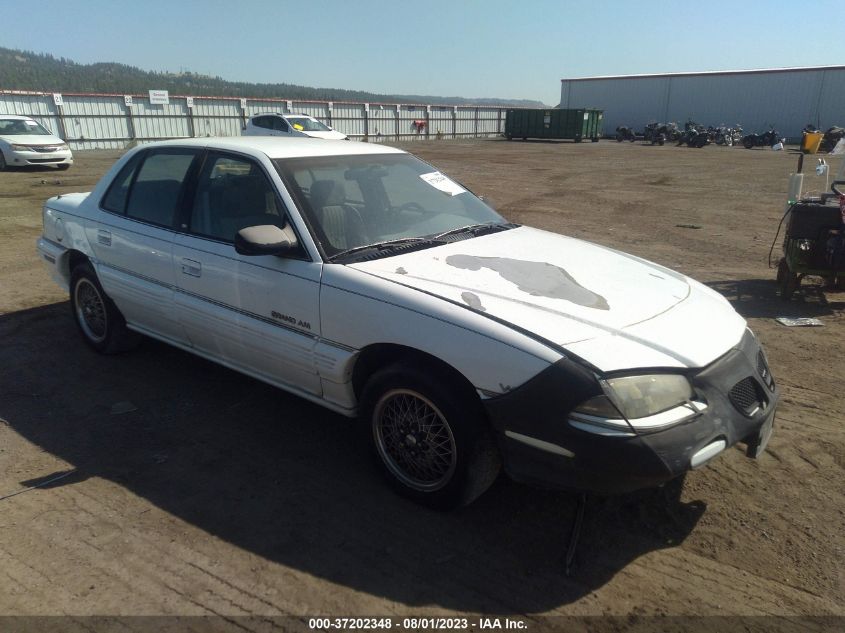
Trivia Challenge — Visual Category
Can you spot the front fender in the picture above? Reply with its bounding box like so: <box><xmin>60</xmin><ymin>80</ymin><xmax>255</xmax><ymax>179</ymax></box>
<box><xmin>319</xmin><ymin>265</ymin><xmax>563</xmax><ymax>398</ymax></box>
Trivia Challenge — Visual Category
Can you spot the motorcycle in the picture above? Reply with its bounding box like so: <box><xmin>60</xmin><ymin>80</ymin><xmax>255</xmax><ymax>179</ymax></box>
<box><xmin>713</xmin><ymin>125</ymin><xmax>733</xmax><ymax>146</ymax></box>
<box><xmin>678</xmin><ymin>120</ymin><xmax>709</xmax><ymax>148</ymax></box>
<box><xmin>643</xmin><ymin>122</ymin><xmax>679</xmax><ymax>145</ymax></box>
<box><xmin>742</xmin><ymin>128</ymin><xmax>784</xmax><ymax>149</ymax></box>
<box><xmin>615</xmin><ymin>126</ymin><xmax>637</xmax><ymax>142</ymax></box>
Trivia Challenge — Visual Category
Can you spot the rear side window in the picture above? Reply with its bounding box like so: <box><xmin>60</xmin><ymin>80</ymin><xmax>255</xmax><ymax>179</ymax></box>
<box><xmin>101</xmin><ymin>153</ymin><xmax>143</xmax><ymax>214</ymax></box>
<box><xmin>253</xmin><ymin>116</ymin><xmax>272</xmax><ymax>129</ymax></box>
<box><xmin>124</xmin><ymin>151</ymin><xmax>198</xmax><ymax>227</ymax></box>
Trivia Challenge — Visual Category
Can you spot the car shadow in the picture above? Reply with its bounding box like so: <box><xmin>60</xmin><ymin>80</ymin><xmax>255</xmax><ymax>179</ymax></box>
<box><xmin>0</xmin><ymin>302</ymin><xmax>705</xmax><ymax>613</ymax></box>
<box><xmin>705</xmin><ymin>278</ymin><xmax>845</xmax><ymax>319</ymax></box>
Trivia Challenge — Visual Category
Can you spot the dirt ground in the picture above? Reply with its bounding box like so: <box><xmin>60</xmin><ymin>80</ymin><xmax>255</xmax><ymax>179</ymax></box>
<box><xmin>0</xmin><ymin>139</ymin><xmax>842</xmax><ymax>630</ymax></box>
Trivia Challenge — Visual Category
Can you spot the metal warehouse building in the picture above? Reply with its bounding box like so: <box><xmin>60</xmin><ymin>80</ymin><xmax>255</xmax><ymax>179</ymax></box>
<box><xmin>560</xmin><ymin>65</ymin><xmax>845</xmax><ymax>140</ymax></box>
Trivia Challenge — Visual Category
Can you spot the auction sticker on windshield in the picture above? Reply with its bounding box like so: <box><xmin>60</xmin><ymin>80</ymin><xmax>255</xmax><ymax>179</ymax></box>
<box><xmin>420</xmin><ymin>171</ymin><xmax>466</xmax><ymax>196</ymax></box>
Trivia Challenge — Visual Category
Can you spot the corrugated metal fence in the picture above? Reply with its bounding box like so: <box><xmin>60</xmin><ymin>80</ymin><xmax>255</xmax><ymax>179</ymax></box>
<box><xmin>0</xmin><ymin>90</ymin><xmax>508</xmax><ymax>150</ymax></box>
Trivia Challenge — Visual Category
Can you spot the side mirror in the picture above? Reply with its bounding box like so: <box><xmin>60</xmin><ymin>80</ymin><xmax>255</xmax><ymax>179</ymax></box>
<box><xmin>235</xmin><ymin>224</ymin><xmax>298</xmax><ymax>256</ymax></box>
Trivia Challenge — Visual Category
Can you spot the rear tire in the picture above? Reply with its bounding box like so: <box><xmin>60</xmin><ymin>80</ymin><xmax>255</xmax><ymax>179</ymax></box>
<box><xmin>0</xmin><ymin>150</ymin><xmax>6</xmax><ymax>171</ymax></box>
<box><xmin>361</xmin><ymin>363</ymin><xmax>501</xmax><ymax>510</ymax></box>
<box><xmin>70</xmin><ymin>262</ymin><xmax>140</xmax><ymax>354</ymax></box>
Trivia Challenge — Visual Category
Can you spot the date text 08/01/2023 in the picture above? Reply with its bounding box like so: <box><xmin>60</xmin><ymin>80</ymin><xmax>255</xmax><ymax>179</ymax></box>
<box><xmin>307</xmin><ymin>617</ymin><xmax>528</xmax><ymax>629</ymax></box>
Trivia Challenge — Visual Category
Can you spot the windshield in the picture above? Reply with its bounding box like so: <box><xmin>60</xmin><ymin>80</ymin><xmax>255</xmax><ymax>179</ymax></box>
<box><xmin>285</xmin><ymin>116</ymin><xmax>331</xmax><ymax>132</ymax></box>
<box><xmin>275</xmin><ymin>153</ymin><xmax>507</xmax><ymax>260</ymax></box>
<box><xmin>0</xmin><ymin>119</ymin><xmax>53</xmax><ymax>136</ymax></box>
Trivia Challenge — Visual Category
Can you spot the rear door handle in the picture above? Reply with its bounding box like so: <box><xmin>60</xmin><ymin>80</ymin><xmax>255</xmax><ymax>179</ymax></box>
<box><xmin>97</xmin><ymin>229</ymin><xmax>112</xmax><ymax>246</ymax></box>
<box><xmin>181</xmin><ymin>258</ymin><xmax>202</xmax><ymax>277</ymax></box>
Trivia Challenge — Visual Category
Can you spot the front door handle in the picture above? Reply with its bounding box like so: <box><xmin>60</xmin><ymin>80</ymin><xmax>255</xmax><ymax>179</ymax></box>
<box><xmin>97</xmin><ymin>229</ymin><xmax>112</xmax><ymax>246</ymax></box>
<box><xmin>181</xmin><ymin>258</ymin><xmax>202</xmax><ymax>277</ymax></box>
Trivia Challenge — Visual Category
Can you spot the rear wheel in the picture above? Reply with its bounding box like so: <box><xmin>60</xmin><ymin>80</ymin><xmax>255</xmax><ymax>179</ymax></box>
<box><xmin>70</xmin><ymin>262</ymin><xmax>140</xmax><ymax>353</ymax></box>
<box><xmin>0</xmin><ymin>150</ymin><xmax>6</xmax><ymax>171</ymax></box>
<box><xmin>361</xmin><ymin>363</ymin><xmax>500</xmax><ymax>509</ymax></box>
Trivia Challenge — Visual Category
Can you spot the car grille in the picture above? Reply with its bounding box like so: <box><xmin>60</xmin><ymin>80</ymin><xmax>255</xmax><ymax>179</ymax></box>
<box><xmin>27</xmin><ymin>158</ymin><xmax>63</xmax><ymax>163</ymax></box>
<box><xmin>729</xmin><ymin>377</ymin><xmax>765</xmax><ymax>416</ymax></box>
<box><xmin>28</xmin><ymin>145</ymin><xmax>62</xmax><ymax>153</ymax></box>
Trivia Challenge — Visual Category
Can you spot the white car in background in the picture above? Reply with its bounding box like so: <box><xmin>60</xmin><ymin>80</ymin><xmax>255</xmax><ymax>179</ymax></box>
<box><xmin>243</xmin><ymin>112</ymin><xmax>348</xmax><ymax>140</ymax></box>
<box><xmin>35</xmin><ymin>137</ymin><xmax>777</xmax><ymax>509</ymax></box>
<box><xmin>0</xmin><ymin>115</ymin><xmax>73</xmax><ymax>170</ymax></box>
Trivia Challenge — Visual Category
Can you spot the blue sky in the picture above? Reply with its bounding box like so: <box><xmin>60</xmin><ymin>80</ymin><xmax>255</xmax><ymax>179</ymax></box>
<box><xmin>3</xmin><ymin>0</ymin><xmax>843</xmax><ymax>105</ymax></box>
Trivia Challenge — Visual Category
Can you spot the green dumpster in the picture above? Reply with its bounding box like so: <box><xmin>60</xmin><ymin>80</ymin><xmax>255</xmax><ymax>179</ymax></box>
<box><xmin>505</xmin><ymin>108</ymin><xmax>604</xmax><ymax>142</ymax></box>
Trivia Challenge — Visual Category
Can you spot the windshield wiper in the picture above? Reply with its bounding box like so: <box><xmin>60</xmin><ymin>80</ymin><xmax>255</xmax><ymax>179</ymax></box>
<box><xmin>327</xmin><ymin>237</ymin><xmax>438</xmax><ymax>262</ymax></box>
<box><xmin>432</xmin><ymin>222</ymin><xmax>517</xmax><ymax>240</ymax></box>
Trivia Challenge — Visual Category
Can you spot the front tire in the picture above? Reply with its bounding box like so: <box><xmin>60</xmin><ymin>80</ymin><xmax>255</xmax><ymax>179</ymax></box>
<box><xmin>361</xmin><ymin>363</ymin><xmax>500</xmax><ymax>509</ymax></box>
<box><xmin>0</xmin><ymin>150</ymin><xmax>6</xmax><ymax>171</ymax></box>
<box><xmin>56</xmin><ymin>163</ymin><xmax>70</xmax><ymax>171</ymax></box>
<box><xmin>70</xmin><ymin>262</ymin><xmax>140</xmax><ymax>353</ymax></box>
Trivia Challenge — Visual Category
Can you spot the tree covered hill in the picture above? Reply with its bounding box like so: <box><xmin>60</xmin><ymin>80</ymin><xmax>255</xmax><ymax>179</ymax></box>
<box><xmin>0</xmin><ymin>47</ymin><xmax>545</xmax><ymax>107</ymax></box>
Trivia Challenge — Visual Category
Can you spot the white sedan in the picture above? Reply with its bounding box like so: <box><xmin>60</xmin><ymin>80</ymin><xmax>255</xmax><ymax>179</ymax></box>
<box><xmin>36</xmin><ymin>137</ymin><xmax>777</xmax><ymax>508</ymax></box>
<box><xmin>0</xmin><ymin>115</ymin><xmax>73</xmax><ymax>170</ymax></box>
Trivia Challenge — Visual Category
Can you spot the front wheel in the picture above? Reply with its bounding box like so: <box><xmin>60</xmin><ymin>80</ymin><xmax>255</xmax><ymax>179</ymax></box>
<box><xmin>361</xmin><ymin>364</ymin><xmax>501</xmax><ymax>509</ymax></box>
<box><xmin>0</xmin><ymin>150</ymin><xmax>6</xmax><ymax>171</ymax></box>
<box><xmin>743</xmin><ymin>138</ymin><xmax>755</xmax><ymax>149</ymax></box>
<box><xmin>56</xmin><ymin>164</ymin><xmax>70</xmax><ymax>171</ymax></box>
<box><xmin>70</xmin><ymin>262</ymin><xmax>140</xmax><ymax>353</ymax></box>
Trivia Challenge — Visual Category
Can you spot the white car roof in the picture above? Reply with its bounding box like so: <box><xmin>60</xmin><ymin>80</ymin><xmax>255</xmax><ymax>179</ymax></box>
<box><xmin>0</xmin><ymin>115</ymin><xmax>38</xmax><ymax>121</ymax></box>
<box><xmin>146</xmin><ymin>136</ymin><xmax>405</xmax><ymax>159</ymax></box>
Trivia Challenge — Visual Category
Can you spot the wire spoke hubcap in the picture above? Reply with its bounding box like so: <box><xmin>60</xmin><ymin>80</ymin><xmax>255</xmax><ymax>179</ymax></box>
<box><xmin>373</xmin><ymin>389</ymin><xmax>457</xmax><ymax>492</ymax></box>
<box><xmin>75</xmin><ymin>279</ymin><xmax>107</xmax><ymax>342</ymax></box>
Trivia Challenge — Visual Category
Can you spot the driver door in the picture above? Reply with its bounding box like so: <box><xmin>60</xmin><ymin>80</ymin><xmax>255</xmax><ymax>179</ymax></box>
<box><xmin>171</xmin><ymin>150</ymin><xmax>322</xmax><ymax>395</ymax></box>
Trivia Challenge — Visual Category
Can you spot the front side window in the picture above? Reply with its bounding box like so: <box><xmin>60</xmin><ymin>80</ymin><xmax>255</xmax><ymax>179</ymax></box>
<box><xmin>273</xmin><ymin>117</ymin><xmax>291</xmax><ymax>132</ymax></box>
<box><xmin>124</xmin><ymin>150</ymin><xmax>198</xmax><ymax>227</ymax></box>
<box><xmin>275</xmin><ymin>154</ymin><xmax>507</xmax><ymax>259</ymax></box>
<box><xmin>189</xmin><ymin>153</ymin><xmax>287</xmax><ymax>242</ymax></box>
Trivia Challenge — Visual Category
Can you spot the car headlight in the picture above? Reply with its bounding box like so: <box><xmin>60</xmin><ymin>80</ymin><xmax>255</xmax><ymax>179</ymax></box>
<box><xmin>10</xmin><ymin>143</ymin><xmax>29</xmax><ymax>151</ymax></box>
<box><xmin>570</xmin><ymin>374</ymin><xmax>705</xmax><ymax>434</ymax></box>
<box><xmin>57</xmin><ymin>143</ymin><xmax>69</xmax><ymax>151</ymax></box>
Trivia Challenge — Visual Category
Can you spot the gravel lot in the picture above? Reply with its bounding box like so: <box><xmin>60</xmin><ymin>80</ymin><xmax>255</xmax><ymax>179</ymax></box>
<box><xmin>0</xmin><ymin>140</ymin><xmax>842</xmax><ymax>630</ymax></box>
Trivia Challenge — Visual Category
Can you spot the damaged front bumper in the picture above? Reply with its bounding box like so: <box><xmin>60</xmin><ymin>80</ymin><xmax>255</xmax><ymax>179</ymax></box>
<box><xmin>483</xmin><ymin>330</ymin><xmax>778</xmax><ymax>494</ymax></box>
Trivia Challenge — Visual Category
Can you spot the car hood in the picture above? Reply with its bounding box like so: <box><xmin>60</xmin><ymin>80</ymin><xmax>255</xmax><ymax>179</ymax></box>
<box><xmin>349</xmin><ymin>226</ymin><xmax>745</xmax><ymax>371</ymax></box>
<box><xmin>0</xmin><ymin>134</ymin><xmax>65</xmax><ymax>146</ymax></box>
<box><xmin>300</xmin><ymin>130</ymin><xmax>348</xmax><ymax>140</ymax></box>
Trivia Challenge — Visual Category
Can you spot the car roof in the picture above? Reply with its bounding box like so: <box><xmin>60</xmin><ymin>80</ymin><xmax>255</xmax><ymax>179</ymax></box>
<box><xmin>0</xmin><ymin>115</ymin><xmax>37</xmax><ymax>121</ymax></box>
<box><xmin>145</xmin><ymin>136</ymin><xmax>406</xmax><ymax>159</ymax></box>
<box><xmin>249</xmin><ymin>112</ymin><xmax>315</xmax><ymax>120</ymax></box>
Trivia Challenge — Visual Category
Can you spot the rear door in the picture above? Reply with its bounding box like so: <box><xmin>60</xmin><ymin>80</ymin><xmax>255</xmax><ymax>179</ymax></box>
<box><xmin>171</xmin><ymin>150</ymin><xmax>322</xmax><ymax>395</ymax></box>
<box><xmin>90</xmin><ymin>147</ymin><xmax>201</xmax><ymax>344</ymax></box>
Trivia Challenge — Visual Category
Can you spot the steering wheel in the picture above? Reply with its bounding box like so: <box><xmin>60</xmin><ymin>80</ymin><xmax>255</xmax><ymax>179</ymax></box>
<box><xmin>396</xmin><ymin>202</ymin><xmax>427</xmax><ymax>214</ymax></box>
